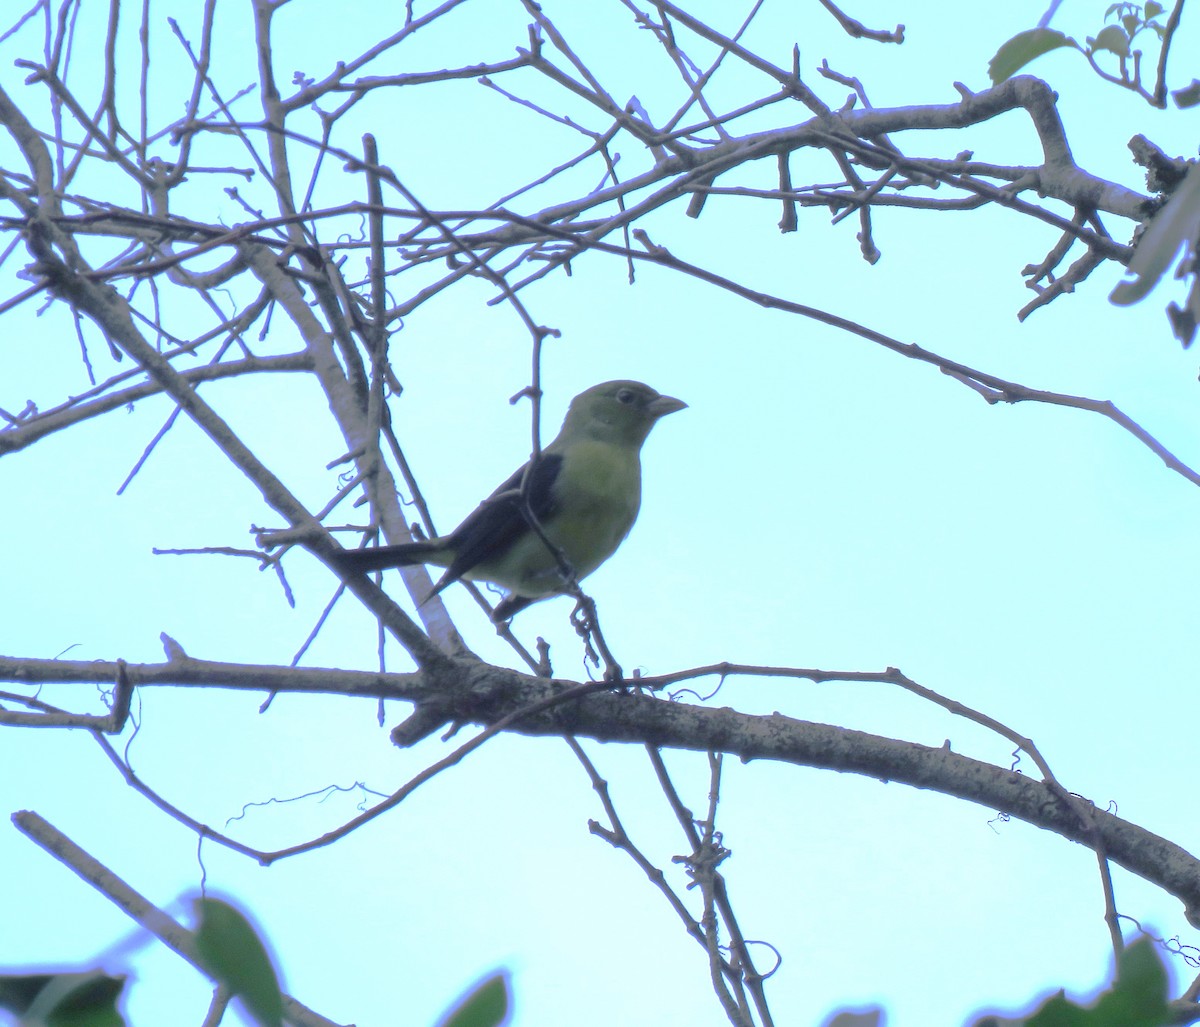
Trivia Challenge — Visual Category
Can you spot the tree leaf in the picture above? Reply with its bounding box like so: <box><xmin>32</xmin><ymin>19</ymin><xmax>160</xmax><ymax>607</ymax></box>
<box><xmin>193</xmin><ymin>898</ymin><xmax>283</xmax><ymax>1027</ymax></box>
<box><xmin>970</xmin><ymin>938</ymin><xmax>1170</xmax><ymax>1026</ymax></box>
<box><xmin>437</xmin><ymin>973</ymin><xmax>510</xmax><ymax>1027</ymax></box>
<box><xmin>1111</xmin><ymin>163</ymin><xmax>1200</xmax><ymax>305</ymax></box>
<box><xmin>1088</xmin><ymin>937</ymin><xmax>1169</xmax><ymax>1026</ymax></box>
<box><xmin>824</xmin><ymin>1009</ymin><xmax>885</xmax><ymax>1027</ymax></box>
<box><xmin>0</xmin><ymin>971</ymin><xmax>126</xmax><ymax>1027</ymax></box>
<box><xmin>1172</xmin><ymin>79</ymin><xmax>1200</xmax><ymax>108</ymax></box>
<box><xmin>988</xmin><ymin>29</ymin><xmax>1078</xmax><ymax>84</ymax></box>
<box><xmin>1091</xmin><ymin>24</ymin><xmax>1131</xmax><ymax>56</ymax></box>
<box><xmin>1144</xmin><ymin>2</ymin><xmax>1164</xmax><ymax>17</ymax></box>
<box><xmin>1167</xmin><ymin>292</ymin><xmax>1199</xmax><ymax>347</ymax></box>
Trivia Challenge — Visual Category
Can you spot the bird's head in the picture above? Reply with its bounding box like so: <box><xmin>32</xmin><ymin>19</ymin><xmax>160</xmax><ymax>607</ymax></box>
<box><xmin>561</xmin><ymin>380</ymin><xmax>687</xmax><ymax>447</ymax></box>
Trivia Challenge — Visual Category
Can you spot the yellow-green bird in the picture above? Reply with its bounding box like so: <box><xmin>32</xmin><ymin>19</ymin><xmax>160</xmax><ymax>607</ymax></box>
<box><xmin>333</xmin><ymin>380</ymin><xmax>686</xmax><ymax>620</ymax></box>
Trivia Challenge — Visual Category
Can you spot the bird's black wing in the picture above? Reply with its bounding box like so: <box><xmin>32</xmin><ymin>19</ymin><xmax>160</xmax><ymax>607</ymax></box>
<box><xmin>433</xmin><ymin>451</ymin><xmax>564</xmax><ymax>594</ymax></box>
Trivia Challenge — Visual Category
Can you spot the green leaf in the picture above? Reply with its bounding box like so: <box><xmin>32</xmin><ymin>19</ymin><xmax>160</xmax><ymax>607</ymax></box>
<box><xmin>964</xmin><ymin>940</ymin><xmax>1171</xmax><ymax>1027</ymax></box>
<box><xmin>0</xmin><ymin>971</ymin><xmax>126</xmax><ymax>1027</ymax></box>
<box><xmin>1167</xmin><ymin>286</ymin><xmax>1199</xmax><ymax>347</ymax></box>
<box><xmin>1112</xmin><ymin>163</ymin><xmax>1200</xmax><ymax>305</ymax></box>
<box><xmin>1144</xmin><ymin>2</ymin><xmax>1164</xmax><ymax>17</ymax></box>
<box><xmin>1091</xmin><ymin>24</ymin><xmax>1132</xmax><ymax>56</ymax></box>
<box><xmin>973</xmin><ymin>938</ymin><xmax>1171</xmax><ymax>1027</ymax></box>
<box><xmin>988</xmin><ymin>29</ymin><xmax>1078</xmax><ymax>84</ymax></box>
<box><xmin>1089</xmin><ymin>938</ymin><xmax>1170</xmax><ymax>1026</ymax></box>
<box><xmin>1020</xmin><ymin>990</ymin><xmax>1081</xmax><ymax>1026</ymax></box>
<box><xmin>1120</xmin><ymin>13</ymin><xmax>1141</xmax><ymax>35</ymax></box>
<box><xmin>1172</xmin><ymin>79</ymin><xmax>1200</xmax><ymax>107</ymax></box>
<box><xmin>193</xmin><ymin>898</ymin><xmax>283</xmax><ymax>1027</ymax></box>
<box><xmin>1104</xmin><ymin>2</ymin><xmax>1125</xmax><ymax>16</ymax></box>
<box><xmin>438</xmin><ymin>973</ymin><xmax>510</xmax><ymax>1027</ymax></box>
<box><xmin>0</xmin><ymin>975</ymin><xmax>47</xmax><ymax>1015</ymax></box>
<box><xmin>823</xmin><ymin>1009</ymin><xmax>885</xmax><ymax>1027</ymax></box>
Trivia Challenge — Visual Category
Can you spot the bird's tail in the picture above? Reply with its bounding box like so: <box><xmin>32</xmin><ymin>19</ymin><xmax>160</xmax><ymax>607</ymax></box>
<box><xmin>330</xmin><ymin>540</ymin><xmax>444</xmax><ymax>575</ymax></box>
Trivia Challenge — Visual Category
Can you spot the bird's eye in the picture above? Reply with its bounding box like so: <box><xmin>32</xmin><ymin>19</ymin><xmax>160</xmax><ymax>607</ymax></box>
<box><xmin>616</xmin><ymin>389</ymin><xmax>636</xmax><ymax>405</ymax></box>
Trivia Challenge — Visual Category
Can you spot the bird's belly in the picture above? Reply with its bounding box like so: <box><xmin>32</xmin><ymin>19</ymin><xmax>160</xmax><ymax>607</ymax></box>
<box><xmin>469</xmin><ymin>494</ymin><xmax>636</xmax><ymax>597</ymax></box>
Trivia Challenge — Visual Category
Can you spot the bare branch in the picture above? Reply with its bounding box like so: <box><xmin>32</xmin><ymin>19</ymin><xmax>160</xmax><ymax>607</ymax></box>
<box><xmin>817</xmin><ymin>0</ymin><xmax>904</xmax><ymax>43</ymax></box>
<box><xmin>12</xmin><ymin>811</ymin><xmax>345</xmax><ymax>1027</ymax></box>
<box><xmin>4</xmin><ymin>653</ymin><xmax>1200</xmax><ymax>926</ymax></box>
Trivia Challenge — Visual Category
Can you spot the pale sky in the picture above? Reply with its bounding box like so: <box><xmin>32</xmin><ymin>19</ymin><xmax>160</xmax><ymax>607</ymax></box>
<box><xmin>2</xmin><ymin>2</ymin><xmax>1199</xmax><ymax>1026</ymax></box>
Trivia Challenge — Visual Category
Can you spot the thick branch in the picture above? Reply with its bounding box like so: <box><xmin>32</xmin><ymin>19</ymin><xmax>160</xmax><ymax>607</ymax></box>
<box><xmin>5</xmin><ymin>653</ymin><xmax>1199</xmax><ymax>925</ymax></box>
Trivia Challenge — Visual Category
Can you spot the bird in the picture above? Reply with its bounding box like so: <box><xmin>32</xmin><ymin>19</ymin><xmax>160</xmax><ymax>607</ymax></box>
<box><xmin>332</xmin><ymin>380</ymin><xmax>686</xmax><ymax>621</ymax></box>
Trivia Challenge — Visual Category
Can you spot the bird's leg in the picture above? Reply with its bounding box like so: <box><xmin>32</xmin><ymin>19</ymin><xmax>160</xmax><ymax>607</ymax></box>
<box><xmin>570</xmin><ymin>597</ymin><xmax>624</xmax><ymax>684</ymax></box>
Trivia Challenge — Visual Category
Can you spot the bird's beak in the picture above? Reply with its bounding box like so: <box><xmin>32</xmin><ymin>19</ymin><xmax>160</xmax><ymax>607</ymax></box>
<box><xmin>649</xmin><ymin>394</ymin><xmax>687</xmax><ymax>418</ymax></box>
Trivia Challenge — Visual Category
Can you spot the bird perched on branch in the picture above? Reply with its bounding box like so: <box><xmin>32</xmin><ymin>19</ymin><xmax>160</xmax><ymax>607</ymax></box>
<box><xmin>332</xmin><ymin>380</ymin><xmax>686</xmax><ymax>621</ymax></box>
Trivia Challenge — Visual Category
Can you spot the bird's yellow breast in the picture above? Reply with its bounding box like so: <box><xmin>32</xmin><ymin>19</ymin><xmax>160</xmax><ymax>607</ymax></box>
<box><xmin>467</xmin><ymin>439</ymin><xmax>642</xmax><ymax>597</ymax></box>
